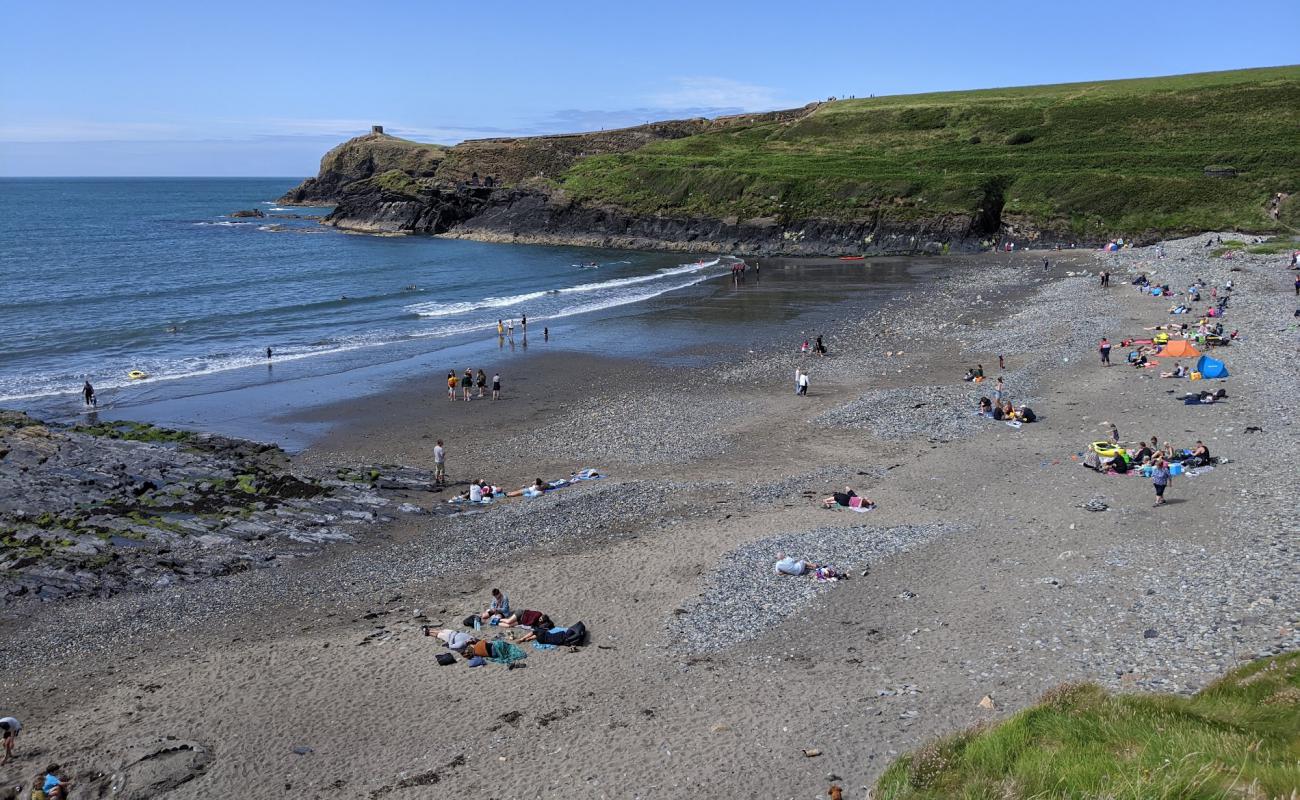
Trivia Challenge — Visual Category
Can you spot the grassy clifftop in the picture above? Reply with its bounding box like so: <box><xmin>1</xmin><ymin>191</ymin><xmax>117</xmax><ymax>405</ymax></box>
<box><xmin>874</xmin><ymin>652</ymin><xmax>1299</xmax><ymax>799</ymax></box>
<box><xmin>560</xmin><ymin>66</ymin><xmax>1300</xmax><ymax>239</ymax></box>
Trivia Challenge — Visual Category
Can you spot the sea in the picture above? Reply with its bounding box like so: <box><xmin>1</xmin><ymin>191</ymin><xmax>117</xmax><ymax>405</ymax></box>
<box><xmin>0</xmin><ymin>178</ymin><xmax>940</xmax><ymax>444</ymax></box>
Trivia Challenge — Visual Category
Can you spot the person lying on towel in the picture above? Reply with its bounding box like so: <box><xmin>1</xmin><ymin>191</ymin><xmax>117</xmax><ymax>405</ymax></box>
<box><xmin>821</xmin><ymin>486</ymin><xmax>875</xmax><ymax>509</ymax></box>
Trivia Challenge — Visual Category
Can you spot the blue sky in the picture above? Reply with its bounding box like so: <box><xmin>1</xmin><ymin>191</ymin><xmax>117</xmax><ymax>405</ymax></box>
<box><xmin>1</xmin><ymin>0</ymin><xmax>1296</xmax><ymax>176</ymax></box>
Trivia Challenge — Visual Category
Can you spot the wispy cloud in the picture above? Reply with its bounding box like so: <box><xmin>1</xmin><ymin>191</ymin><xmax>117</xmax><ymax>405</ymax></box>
<box><xmin>646</xmin><ymin>76</ymin><xmax>786</xmax><ymax>111</ymax></box>
<box><xmin>0</xmin><ymin>120</ymin><xmax>187</xmax><ymax>142</ymax></box>
<box><xmin>0</xmin><ymin>81</ymin><xmax>797</xmax><ymax>148</ymax></box>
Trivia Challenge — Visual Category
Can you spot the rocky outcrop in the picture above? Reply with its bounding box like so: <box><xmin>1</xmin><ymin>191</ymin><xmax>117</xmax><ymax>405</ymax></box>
<box><xmin>279</xmin><ymin>132</ymin><xmax>446</xmax><ymax>205</ymax></box>
<box><xmin>0</xmin><ymin>411</ymin><xmax>437</xmax><ymax>603</ymax></box>
<box><xmin>323</xmin><ymin>172</ymin><xmax>494</xmax><ymax>234</ymax></box>
<box><xmin>228</xmin><ymin>208</ymin><xmax>265</xmax><ymax>218</ymax></box>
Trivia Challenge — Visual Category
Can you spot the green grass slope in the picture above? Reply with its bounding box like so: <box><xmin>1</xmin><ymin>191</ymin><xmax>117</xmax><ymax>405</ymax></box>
<box><xmin>561</xmin><ymin>66</ymin><xmax>1300</xmax><ymax>240</ymax></box>
<box><xmin>874</xmin><ymin>652</ymin><xmax>1300</xmax><ymax>799</ymax></box>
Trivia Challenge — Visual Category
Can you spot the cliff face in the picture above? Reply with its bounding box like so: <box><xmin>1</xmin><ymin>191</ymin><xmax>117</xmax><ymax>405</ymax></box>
<box><xmin>325</xmin><ymin>181</ymin><xmax>987</xmax><ymax>255</ymax></box>
<box><xmin>307</xmin><ymin>67</ymin><xmax>1299</xmax><ymax>252</ymax></box>
<box><xmin>285</xmin><ymin>105</ymin><xmax>821</xmax><ymax>206</ymax></box>
<box><xmin>323</xmin><ymin>172</ymin><xmax>493</xmax><ymax>234</ymax></box>
<box><xmin>279</xmin><ymin>132</ymin><xmax>447</xmax><ymax>204</ymax></box>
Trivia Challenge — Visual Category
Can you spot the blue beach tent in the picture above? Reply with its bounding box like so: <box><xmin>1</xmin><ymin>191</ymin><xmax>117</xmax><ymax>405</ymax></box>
<box><xmin>1195</xmin><ymin>354</ymin><xmax>1229</xmax><ymax>379</ymax></box>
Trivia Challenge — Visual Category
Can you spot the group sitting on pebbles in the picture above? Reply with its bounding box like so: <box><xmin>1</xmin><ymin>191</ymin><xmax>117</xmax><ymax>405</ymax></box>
<box><xmin>423</xmin><ymin>587</ymin><xmax>588</xmax><ymax>667</ymax></box>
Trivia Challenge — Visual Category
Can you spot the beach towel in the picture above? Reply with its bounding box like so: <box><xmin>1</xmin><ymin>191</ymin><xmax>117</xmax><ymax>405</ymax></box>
<box><xmin>570</xmin><ymin>469</ymin><xmax>603</xmax><ymax>481</ymax></box>
<box><xmin>448</xmin><ymin>496</ymin><xmax>495</xmax><ymax>506</ymax></box>
<box><xmin>488</xmin><ymin>640</ymin><xmax>528</xmax><ymax>665</ymax></box>
<box><xmin>846</xmin><ymin>496</ymin><xmax>875</xmax><ymax>512</ymax></box>
<box><xmin>531</xmin><ymin>642</ymin><xmax>557</xmax><ymax>651</ymax></box>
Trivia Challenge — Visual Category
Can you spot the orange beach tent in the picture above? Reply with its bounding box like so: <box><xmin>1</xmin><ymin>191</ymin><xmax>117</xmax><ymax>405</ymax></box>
<box><xmin>1159</xmin><ymin>340</ymin><xmax>1201</xmax><ymax>358</ymax></box>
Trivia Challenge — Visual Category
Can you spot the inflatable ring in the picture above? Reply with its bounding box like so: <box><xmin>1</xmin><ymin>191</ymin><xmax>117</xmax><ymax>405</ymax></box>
<box><xmin>127</xmin><ymin>370</ymin><xmax>149</xmax><ymax>380</ymax></box>
<box><xmin>1091</xmin><ymin>441</ymin><xmax>1125</xmax><ymax>458</ymax></box>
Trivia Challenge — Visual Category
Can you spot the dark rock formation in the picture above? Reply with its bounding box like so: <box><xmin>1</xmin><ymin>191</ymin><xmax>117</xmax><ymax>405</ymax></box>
<box><xmin>323</xmin><ymin>175</ymin><xmax>494</xmax><ymax>234</ymax></box>
<box><xmin>325</xmin><ymin>181</ymin><xmax>985</xmax><ymax>255</ymax></box>
<box><xmin>228</xmin><ymin>208</ymin><xmax>265</xmax><ymax>218</ymax></box>
<box><xmin>0</xmin><ymin>411</ymin><xmax>435</xmax><ymax>604</ymax></box>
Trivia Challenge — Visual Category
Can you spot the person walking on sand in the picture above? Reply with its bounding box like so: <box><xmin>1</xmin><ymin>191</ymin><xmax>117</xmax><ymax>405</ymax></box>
<box><xmin>998</xmin><ymin>354</ymin><xmax>1005</xmax><ymax>370</ymax></box>
<box><xmin>492</xmin><ymin>372</ymin><xmax>501</xmax><ymax>400</ymax></box>
<box><xmin>476</xmin><ymin>369</ymin><xmax>487</xmax><ymax>399</ymax></box>
<box><xmin>1151</xmin><ymin>455</ymin><xmax>1171</xmax><ymax>506</ymax></box>
<box><xmin>1043</xmin><ymin>257</ymin><xmax>1050</xmax><ymax>272</ymax></box>
<box><xmin>993</xmin><ymin>376</ymin><xmax>1005</xmax><ymax>406</ymax></box>
<box><xmin>521</xmin><ymin>313</ymin><xmax>527</xmax><ymax>332</ymax></box>
<box><xmin>433</xmin><ymin>440</ymin><xmax>446</xmax><ymax>486</ymax></box>
<box><xmin>1099</xmin><ymin>337</ymin><xmax>1111</xmax><ymax>366</ymax></box>
<box><xmin>497</xmin><ymin>319</ymin><xmax>504</xmax><ymax>337</ymax></box>
<box><xmin>446</xmin><ymin>371</ymin><xmax>457</xmax><ymax>401</ymax></box>
<box><xmin>81</xmin><ymin>380</ymin><xmax>96</xmax><ymax>408</ymax></box>
<box><xmin>794</xmin><ymin>368</ymin><xmax>802</xmax><ymax>395</ymax></box>
<box><xmin>463</xmin><ymin>368</ymin><xmax>473</xmax><ymax>401</ymax></box>
<box><xmin>507</xmin><ymin>319</ymin><xmax>514</xmax><ymax>338</ymax></box>
<box><xmin>0</xmin><ymin>716</ymin><xmax>20</xmax><ymax>764</ymax></box>
<box><xmin>798</xmin><ymin>370</ymin><xmax>810</xmax><ymax>396</ymax></box>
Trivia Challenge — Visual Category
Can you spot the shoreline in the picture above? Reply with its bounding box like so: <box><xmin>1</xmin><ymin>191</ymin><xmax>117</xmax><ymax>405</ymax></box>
<box><xmin>0</xmin><ymin>237</ymin><xmax>1295</xmax><ymax>798</ymax></box>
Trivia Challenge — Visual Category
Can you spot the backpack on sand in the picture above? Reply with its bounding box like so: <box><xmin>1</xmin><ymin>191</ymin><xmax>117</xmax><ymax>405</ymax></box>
<box><xmin>561</xmin><ymin>621</ymin><xmax>588</xmax><ymax>647</ymax></box>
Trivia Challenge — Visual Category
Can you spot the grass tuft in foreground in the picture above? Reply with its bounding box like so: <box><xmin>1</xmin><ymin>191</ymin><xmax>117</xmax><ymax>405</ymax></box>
<box><xmin>873</xmin><ymin>652</ymin><xmax>1300</xmax><ymax>799</ymax></box>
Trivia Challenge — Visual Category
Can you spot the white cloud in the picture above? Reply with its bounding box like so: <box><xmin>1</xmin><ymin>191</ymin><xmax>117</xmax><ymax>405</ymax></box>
<box><xmin>646</xmin><ymin>77</ymin><xmax>786</xmax><ymax>111</ymax></box>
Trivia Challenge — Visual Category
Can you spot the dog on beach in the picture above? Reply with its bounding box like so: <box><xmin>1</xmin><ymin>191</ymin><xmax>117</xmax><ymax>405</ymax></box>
<box><xmin>828</xmin><ymin>785</ymin><xmax>843</xmax><ymax>800</ymax></box>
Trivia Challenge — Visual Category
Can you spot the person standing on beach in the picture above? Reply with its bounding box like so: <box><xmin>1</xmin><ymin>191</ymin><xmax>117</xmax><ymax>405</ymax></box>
<box><xmin>798</xmin><ymin>370</ymin><xmax>810</xmax><ymax>396</ymax></box>
<box><xmin>543</xmin><ymin>327</ymin><xmax>549</xmax><ymax>342</ymax></box>
<box><xmin>266</xmin><ymin>346</ymin><xmax>272</xmax><ymax>360</ymax></box>
<box><xmin>998</xmin><ymin>354</ymin><xmax>1005</xmax><ymax>370</ymax></box>
<box><xmin>794</xmin><ymin>368</ymin><xmax>802</xmax><ymax>395</ymax></box>
<box><xmin>0</xmin><ymin>716</ymin><xmax>20</xmax><ymax>764</ymax></box>
<box><xmin>1099</xmin><ymin>338</ymin><xmax>1111</xmax><ymax>366</ymax></box>
<box><xmin>507</xmin><ymin>319</ymin><xmax>514</xmax><ymax>338</ymax></box>
<box><xmin>1150</xmin><ymin>456</ymin><xmax>1171</xmax><ymax>506</ymax></box>
<box><xmin>1043</xmin><ymin>257</ymin><xmax>1050</xmax><ymax>272</ymax></box>
<box><xmin>521</xmin><ymin>314</ymin><xmax>527</xmax><ymax>333</ymax></box>
<box><xmin>476</xmin><ymin>369</ymin><xmax>487</xmax><ymax>399</ymax></box>
<box><xmin>492</xmin><ymin>373</ymin><xmax>501</xmax><ymax>400</ymax></box>
<box><xmin>433</xmin><ymin>440</ymin><xmax>446</xmax><ymax>486</ymax></box>
<box><xmin>497</xmin><ymin>319</ymin><xmax>504</xmax><ymax>337</ymax></box>
<box><xmin>81</xmin><ymin>380</ymin><xmax>96</xmax><ymax>408</ymax></box>
<box><xmin>993</xmin><ymin>376</ymin><xmax>1005</xmax><ymax>406</ymax></box>
<box><xmin>447</xmin><ymin>371</ymin><xmax>457</xmax><ymax>401</ymax></box>
<box><xmin>463</xmin><ymin>368</ymin><xmax>473</xmax><ymax>401</ymax></box>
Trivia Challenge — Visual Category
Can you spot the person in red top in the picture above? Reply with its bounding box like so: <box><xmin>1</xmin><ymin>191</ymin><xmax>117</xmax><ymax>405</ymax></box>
<box><xmin>1098</xmin><ymin>338</ymin><xmax>1111</xmax><ymax>366</ymax></box>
